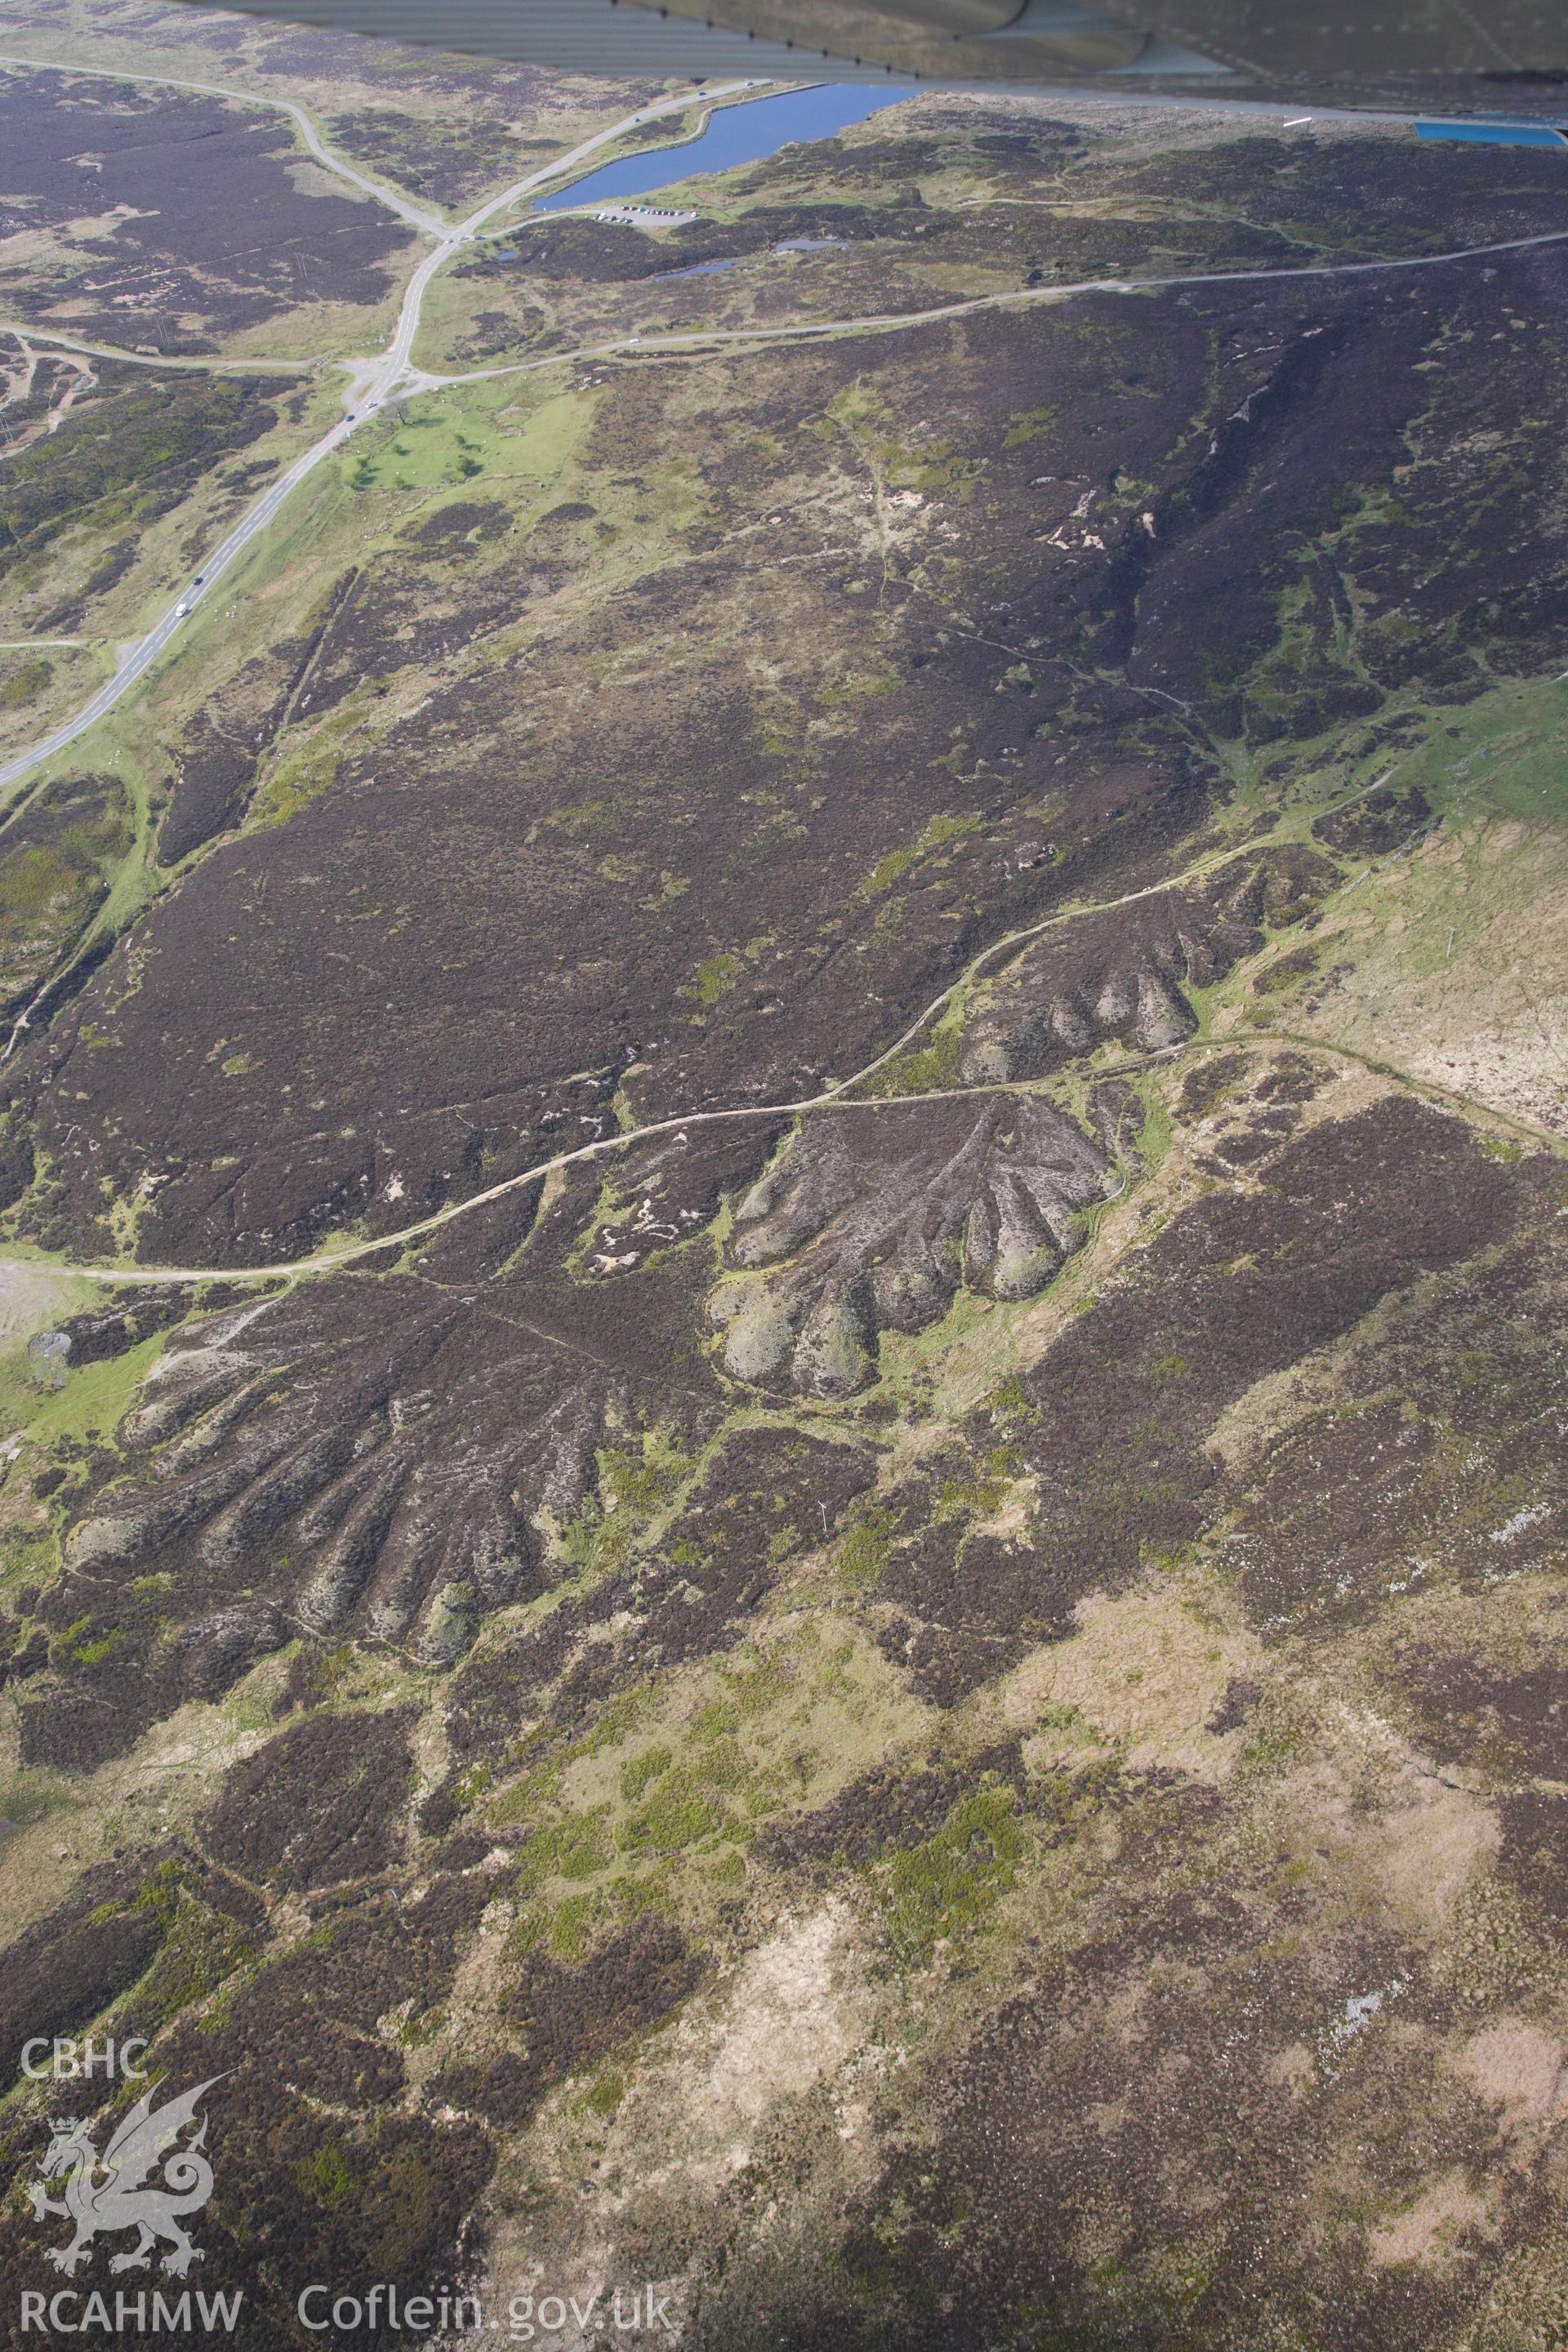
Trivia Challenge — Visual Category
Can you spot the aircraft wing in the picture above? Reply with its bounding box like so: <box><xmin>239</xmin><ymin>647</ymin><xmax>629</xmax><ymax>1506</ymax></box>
<box><xmin>169</xmin><ymin>0</ymin><xmax>1568</xmax><ymax>115</ymax></box>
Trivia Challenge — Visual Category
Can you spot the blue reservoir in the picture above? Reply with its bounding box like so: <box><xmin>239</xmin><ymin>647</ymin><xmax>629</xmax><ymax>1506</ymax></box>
<box><xmin>1415</xmin><ymin>120</ymin><xmax>1567</xmax><ymax>149</ymax></box>
<box><xmin>535</xmin><ymin>84</ymin><xmax>910</xmax><ymax>213</ymax></box>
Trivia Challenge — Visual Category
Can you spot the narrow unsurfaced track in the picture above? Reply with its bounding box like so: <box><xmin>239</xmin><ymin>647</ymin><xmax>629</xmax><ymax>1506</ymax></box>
<box><xmin>426</xmin><ymin>224</ymin><xmax>1568</xmax><ymax>388</ymax></box>
<box><xmin>8</xmin><ymin>755</ymin><xmax>1561</xmax><ymax>1297</ymax></box>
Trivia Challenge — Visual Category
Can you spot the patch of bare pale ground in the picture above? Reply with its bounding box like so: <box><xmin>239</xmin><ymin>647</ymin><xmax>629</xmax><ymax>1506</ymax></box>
<box><xmin>1236</xmin><ymin>1720</ymin><xmax>1500</xmax><ymax>1954</ymax></box>
<box><xmin>639</xmin><ymin>1900</ymin><xmax>874</xmax><ymax>2191</ymax></box>
<box><xmin>1360</xmin><ymin>1776</ymin><xmax>1500</xmax><ymax>1931</ymax></box>
<box><xmin>1369</xmin><ymin>2168</ymin><xmax>1494</xmax><ymax>2268</ymax></box>
<box><xmin>479</xmin><ymin>1899</ymin><xmax>880</xmax><ymax>2347</ymax></box>
<box><xmin>1294</xmin><ymin>817</ymin><xmax>1568</xmax><ymax>1138</ymax></box>
<box><xmin>1000</xmin><ymin>1571</ymin><xmax>1262</xmax><ymax>1780</ymax></box>
<box><xmin>1458</xmin><ymin>2020</ymin><xmax>1566</xmax><ymax>2131</ymax></box>
<box><xmin>0</xmin><ymin>1258</ymin><xmax>87</xmax><ymax>1349</ymax></box>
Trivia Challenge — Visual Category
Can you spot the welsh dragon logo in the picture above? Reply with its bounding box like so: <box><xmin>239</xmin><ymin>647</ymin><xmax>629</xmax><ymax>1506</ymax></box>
<box><xmin>28</xmin><ymin>2077</ymin><xmax>223</xmax><ymax>2277</ymax></box>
